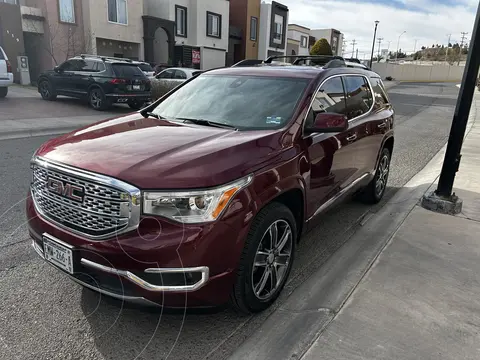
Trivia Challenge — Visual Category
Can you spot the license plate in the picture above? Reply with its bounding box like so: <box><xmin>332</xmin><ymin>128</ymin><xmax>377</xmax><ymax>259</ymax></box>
<box><xmin>133</xmin><ymin>85</ymin><xmax>141</xmax><ymax>90</ymax></box>
<box><xmin>43</xmin><ymin>235</ymin><xmax>74</xmax><ymax>274</ymax></box>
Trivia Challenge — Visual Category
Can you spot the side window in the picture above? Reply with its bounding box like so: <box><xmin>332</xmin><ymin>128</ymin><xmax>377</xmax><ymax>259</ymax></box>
<box><xmin>305</xmin><ymin>76</ymin><xmax>346</xmax><ymax>128</ymax></box>
<box><xmin>77</xmin><ymin>60</ymin><xmax>97</xmax><ymax>72</ymax></box>
<box><xmin>174</xmin><ymin>70</ymin><xmax>187</xmax><ymax>79</ymax></box>
<box><xmin>157</xmin><ymin>69</ymin><xmax>175</xmax><ymax>79</ymax></box>
<box><xmin>95</xmin><ymin>62</ymin><xmax>106</xmax><ymax>72</ymax></box>
<box><xmin>60</xmin><ymin>60</ymin><xmax>78</xmax><ymax>71</ymax></box>
<box><xmin>370</xmin><ymin>77</ymin><xmax>390</xmax><ymax>109</ymax></box>
<box><xmin>343</xmin><ymin>76</ymin><xmax>373</xmax><ymax>120</ymax></box>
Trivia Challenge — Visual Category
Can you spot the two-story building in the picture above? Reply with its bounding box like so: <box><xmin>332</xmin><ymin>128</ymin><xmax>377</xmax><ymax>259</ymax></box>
<box><xmin>144</xmin><ymin>0</ymin><xmax>229</xmax><ymax>70</ymax></box>
<box><xmin>257</xmin><ymin>0</ymin><xmax>289</xmax><ymax>60</ymax></box>
<box><xmin>309</xmin><ymin>28</ymin><xmax>344</xmax><ymax>56</ymax></box>
<box><xmin>286</xmin><ymin>23</ymin><xmax>309</xmax><ymax>61</ymax></box>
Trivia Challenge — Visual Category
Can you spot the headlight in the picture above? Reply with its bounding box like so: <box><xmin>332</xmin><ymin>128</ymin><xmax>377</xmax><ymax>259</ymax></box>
<box><xmin>142</xmin><ymin>174</ymin><xmax>253</xmax><ymax>223</ymax></box>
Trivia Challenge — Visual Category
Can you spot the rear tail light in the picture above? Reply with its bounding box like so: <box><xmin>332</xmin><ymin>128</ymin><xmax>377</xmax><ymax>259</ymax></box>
<box><xmin>110</xmin><ymin>78</ymin><xmax>126</xmax><ymax>84</ymax></box>
<box><xmin>6</xmin><ymin>60</ymin><xmax>12</xmax><ymax>73</ymax></box>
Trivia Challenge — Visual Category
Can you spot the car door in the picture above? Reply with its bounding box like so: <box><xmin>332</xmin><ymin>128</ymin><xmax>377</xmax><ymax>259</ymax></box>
<box><xmin>55</xmin><ymin>60</ymin><xmax>79</xmax><ymax>95</ymax></box>
<box><xmin>69</xmin><ymin>59</ymin><xmax>96</xmax><ymax>97</ymax></box>
<box><xmin>172</xmin><ymin>69</ymin><xmax>187</xmax><ymax>87</ymax></box>
<box><xmin>303</xmin><ymin>75</ymin><xmax>356</xmax><ymax>219</ymax></box>
<box><xmin>342</xmin><ymin>75</ymin><xmax>376</xmax><ymax>182</ymax></box>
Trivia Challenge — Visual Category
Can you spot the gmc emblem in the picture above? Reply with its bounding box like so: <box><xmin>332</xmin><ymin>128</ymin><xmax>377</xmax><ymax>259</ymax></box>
<box><xmin>46</xmin><ymin>177</ymin><xmax>85</xmax><ymax>203</ymax></box>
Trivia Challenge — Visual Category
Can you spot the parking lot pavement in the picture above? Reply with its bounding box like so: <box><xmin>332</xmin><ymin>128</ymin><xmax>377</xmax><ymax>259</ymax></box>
<box><xmin>0</xmin><ymin>86</ymin><xmax>132</xmax><ymax>140</ymax></box>
<box><xmin>0</xmin><ymin>83</ymin><xmax>460</xmax><ymax>360</ymax></box>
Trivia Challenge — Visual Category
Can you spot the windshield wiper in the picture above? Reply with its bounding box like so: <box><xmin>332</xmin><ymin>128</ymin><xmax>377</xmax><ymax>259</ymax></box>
<box><xmin>176</xmin><ymin>117</ymin><xmax>237</xmax><ymax>130</ymax></box>
<box><xmin>140</xmin><ymin>111</ymin><xmax>164</xmax><ymax>120</ymax></box>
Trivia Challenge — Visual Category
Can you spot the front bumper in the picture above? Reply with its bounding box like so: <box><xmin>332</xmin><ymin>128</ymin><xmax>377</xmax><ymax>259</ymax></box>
<box><xmin>27</xmin><ymin>189</ymin><xmax>252</xmax><ymax>308</ymax></box>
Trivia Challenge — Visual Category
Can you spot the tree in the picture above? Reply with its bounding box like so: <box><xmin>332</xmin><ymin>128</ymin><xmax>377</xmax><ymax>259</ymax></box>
<box><xmin>421</xmin><ymin>46</ymin><xmax>426</xmax><ymax>50</ymax></box>
<box><xmin>310</xmin><ymin>38</ymin><xmax>333</xmax><ymax>56</ymax></box>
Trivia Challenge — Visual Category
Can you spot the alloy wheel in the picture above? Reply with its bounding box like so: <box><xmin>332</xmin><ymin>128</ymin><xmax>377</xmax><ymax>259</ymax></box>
<box><xmin>251</xmin><ymin>219</ymin><xmax>293</xmax><ymax>301</ymax></box>
<box><xmin>375</xmin><ymin>154</ymin><xmax>390</xmax><ymax>197</ymax></box>
<box><xmin>90</xmin><ymin>90</ymin><xmax>102</xmax><ymax>109</ymax></box>
<box><xmin>40</xmin><ymin>82</ymin><xmax>50</xmax><ymax>98</ymax></box>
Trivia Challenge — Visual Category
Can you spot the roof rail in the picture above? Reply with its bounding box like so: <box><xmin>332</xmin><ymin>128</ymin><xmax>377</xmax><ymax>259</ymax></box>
<box><xmin>344</xmin><ymin>58</ymin><xmax>361</xmax><ymax>64</ymax></box>
<box><xmin>79</xmin><ymin>54</ymin><xmax>133</xmax><ymax>63</ymax></box>
<box><xmin>231</xmin><ymin>59</ymin><xmax>264</xmax><ymax>67</ymax></box>
<box><xmin>264</xmin><ymin>54</ymin><xmax>344</xmax><ymax>65</ymax></box>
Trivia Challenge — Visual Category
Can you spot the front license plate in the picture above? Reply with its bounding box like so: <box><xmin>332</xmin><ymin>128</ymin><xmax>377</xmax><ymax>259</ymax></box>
<box><xmin>43</xmin><ymin>235</ymin><xmax>74</xmax><ymax>274</ymax></box>
<box><xmin>133</xmin><ymin>85</ymin><xmax>141</xmax><ymax>90</ymax></box>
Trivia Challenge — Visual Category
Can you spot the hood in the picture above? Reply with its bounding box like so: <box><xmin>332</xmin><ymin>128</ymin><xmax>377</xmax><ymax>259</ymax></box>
<box><xmin>36</xmin><ymin>113</ymin><xmax>287</xmax><ymax>189</ymax></box>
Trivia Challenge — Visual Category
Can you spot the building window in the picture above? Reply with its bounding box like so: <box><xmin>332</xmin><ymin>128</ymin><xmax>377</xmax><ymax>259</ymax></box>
<box><xmin>108</xmin><ymin>0</ymin><xmax>127</xmax><ymax>25</ymax></box>
<box><xmin>273</xmin><ymin>15</ymin><xmax>283</xmax><ymax>43</ymax></box>
<box><xmin>206</xmin><ymin>11</ymin><xmax>221</xmax><ymax>38</ymax></box>
<box><xmin>58</xmin><ymin>0</ymin><xmax>75</xmax><ymax>23</ymax></box>
<box><xmin>300</xmin><ymin>35</ymin><xmax>308</xmax><ymax>48</ymax></box>
<box><xmin>250</xmin><ymin>16</ymin><xmax>258</xmax><ymax>41</ymax></box>
<box><xmin>1</xmin><ymin>0</ymin><xmax>18</xmax><ymax>4</ymax></box>
<box><xmin>175</xmin><ymin>5</ymin><xmax>187</xmax><ymax>37</ymax></box>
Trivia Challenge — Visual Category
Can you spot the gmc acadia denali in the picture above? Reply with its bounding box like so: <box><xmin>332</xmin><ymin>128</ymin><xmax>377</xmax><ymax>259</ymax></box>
<box><xmin>27</xmin><ymin>55</ymin><xmax>395</xmax><ymax>314</ymax></box>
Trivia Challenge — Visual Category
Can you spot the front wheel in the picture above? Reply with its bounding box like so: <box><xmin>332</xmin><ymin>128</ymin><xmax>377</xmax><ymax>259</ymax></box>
<box><xmin>0</xmin><ymin>87</ymin><xmax>7</xmax><ymax>98</ymax></box>
<box><xmin>359</xmin><ymin>147</ymin><xmax>391</xmax><ymax>204</ymax></box>
<box><xmin>38</xmin><ymin>80</ymin><xmax>57</xmax><ymax>101</ymax></box>
<box><xmin>230</xmin><ymin>202</ymin><xmax>297</xmax><ymax>314</ymax></box>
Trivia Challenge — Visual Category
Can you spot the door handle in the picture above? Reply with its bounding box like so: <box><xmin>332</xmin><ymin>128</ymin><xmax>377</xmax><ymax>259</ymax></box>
<box><xmin>346</xmin><ymin>134</ymin><xmax>357</xmax><ymax>142</ymax></box>
<box><xmin>377</xmin><ymin>122</ymin><xmax>387</xmax><ymax>128</ymax></box>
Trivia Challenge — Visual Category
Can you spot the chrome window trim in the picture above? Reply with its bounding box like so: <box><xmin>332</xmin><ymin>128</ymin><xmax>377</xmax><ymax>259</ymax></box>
<box><xmin>31</xmin><ymin>156</ymin><xmax>141</xmax><ymax>240</ymax></box>
<box><xmin>302</xmin><ymin>72</ymin><xmax>376</xmax><ymax>139</ymax></box>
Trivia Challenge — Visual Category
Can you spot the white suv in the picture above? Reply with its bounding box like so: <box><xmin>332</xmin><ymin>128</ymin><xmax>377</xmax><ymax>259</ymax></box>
<box><xmin>0</xmin><ymin>46</ymin><xmax>14</xmax><ymax>98</ymax></box>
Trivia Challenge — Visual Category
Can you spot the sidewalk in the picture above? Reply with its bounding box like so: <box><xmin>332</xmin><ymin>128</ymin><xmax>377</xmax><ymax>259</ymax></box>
<box><xmin>229</xmin><ymin>93</ymin><xmax>480</xmax><ymax>360</ymax></box>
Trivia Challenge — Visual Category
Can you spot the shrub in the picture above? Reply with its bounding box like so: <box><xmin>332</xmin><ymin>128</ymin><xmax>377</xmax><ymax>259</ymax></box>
<box><xmin>310</xmin><ymin>38</ymin><xmax>333</xmax><ymax>56</ymax></box>
<box><xmin>150</xmin><ymin>79</ymin><xmax>173</xmax><ymax>100</ymax></box>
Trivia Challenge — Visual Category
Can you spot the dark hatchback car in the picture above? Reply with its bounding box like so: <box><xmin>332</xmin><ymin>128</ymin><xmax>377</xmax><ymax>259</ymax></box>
<box><xmin>27</xmin><ymin>56</ymin><xmax>394</xmax><ymax>314</ymax></box>
<box><xmin>37</xmin><ymin>54</ymin><xmax>151</xmax><ymax>110</ymax></box>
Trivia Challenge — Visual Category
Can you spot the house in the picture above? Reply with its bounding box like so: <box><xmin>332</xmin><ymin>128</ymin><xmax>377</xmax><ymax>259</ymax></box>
<box><xmin>309</xmin><ymin>28</ymin><xmax>344</xmax><ymax>56</ymax></box>
<box><xmin>144</xmin><ymin>0</ymin><xmax>230</xmax><ymax>70</ymax></box>
<box><xmin>227</xmin><ymin>0</ymin><xmax>261</xmax><ymax>66</ymax></box>
<box><xmin>286</xmin><ymin>23</ymin><xmax>310</xmax><ymax>60</ymax></box>
<box><xmin>258</xmin><ymin>0</ymin><xmax>289</xmax><ymax>61</ymax></box>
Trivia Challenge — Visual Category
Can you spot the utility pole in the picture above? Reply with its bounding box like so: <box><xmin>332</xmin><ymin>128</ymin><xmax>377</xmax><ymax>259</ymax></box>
<box><xmin>446</xmin><ymin>33</ymin><xmax>452</xmax><ymax>62</ymax></box>
<box><xmin>459</xmin><ymin>32</ymin><xmax>468</xmax><ymax>65</ymax></box>
<box><xmin>422</xmin><ymin>1</ymin><xmax>480</xmax><ymax>214</ymax></box>
<box><xmin>351</xmin><ymin>39</ymin><xmax>357</xmax><ymax>57</ymax></box>
<box><xmin>342</xmin><ymin>39</ymin><xmax>347</xmax><ymax>56</ymax></box>
<box><xmin>369</xmin><ymin>20</ymin><xmax>379</xmax><ymax>67</ymax></box>
<box><xmin>413</xmin><ymin>39</ymin><xmax>418</xmax><ymax>53</ymax></box>
<box><xmin>377</xmin><ymin>37</ymin><xmax>383</xmax><ymax>60</ymax></box>
<box><xmin>356</xmin><ymin>48</ymin><xmax>359</xmax><ymax>58</ymax></box>
<box><xmin>395</xmin><ymin>31</ymin><xmax>406</xmax><ymax>62</ymax></box>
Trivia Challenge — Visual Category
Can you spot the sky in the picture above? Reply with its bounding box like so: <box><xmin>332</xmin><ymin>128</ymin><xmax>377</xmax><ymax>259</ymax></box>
<box><xmin>273</xmin><ymin>0</ymin><xmax>478</xmax><ymax>59</ymax></box>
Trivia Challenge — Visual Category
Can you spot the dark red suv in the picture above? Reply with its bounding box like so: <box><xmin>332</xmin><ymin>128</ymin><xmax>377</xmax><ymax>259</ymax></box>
<box><xmin>27</xmin><ymin>56</ymin><xmax>394</xmax><ymax>314</ymax></box>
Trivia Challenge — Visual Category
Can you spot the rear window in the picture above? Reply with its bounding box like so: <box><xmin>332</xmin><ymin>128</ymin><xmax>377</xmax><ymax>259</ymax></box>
<box><xmin>137</xmin><ymin>63</ymin><xmax>153</xmax><ymax>72</ymax></box>
<box><xmin>112</xmin><ymin>64</ymin><xmax>145</xmax><ymax>77</ymax></box>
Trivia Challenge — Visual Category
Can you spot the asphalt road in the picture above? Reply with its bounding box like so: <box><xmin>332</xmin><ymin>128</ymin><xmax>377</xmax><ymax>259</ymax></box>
<box><xmin>0</xmin><ymin>82</ymin><xmax>460</xmax><ymax>360</ymax></box>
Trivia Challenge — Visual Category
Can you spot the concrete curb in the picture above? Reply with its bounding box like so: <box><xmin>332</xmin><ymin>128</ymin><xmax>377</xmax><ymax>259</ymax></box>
<box><xmin>0</xmin><ymin>126</ymin><xmax>78</xmax><ymax>141</ymax></box>
<box><xmin>227</xmin><ymin>92</ymin><xmax>479</xmax><ymax>360</ymax></box>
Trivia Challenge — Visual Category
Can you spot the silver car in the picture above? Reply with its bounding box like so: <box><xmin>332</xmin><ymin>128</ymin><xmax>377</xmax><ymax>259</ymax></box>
<box><xmin>152</xmin><ymin>67</ymin><xmax>203</xmax><ymax>97</ymax></box>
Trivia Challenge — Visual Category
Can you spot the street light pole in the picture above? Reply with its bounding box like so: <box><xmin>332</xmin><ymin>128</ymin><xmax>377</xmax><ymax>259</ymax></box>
<box><xmin>434</xmin><ymin>1</ymin><xmax>480</xmax><ymax>199</ymax></box>
<box><xmin>395</xmin><ymin>31</ymin><xmax>406</xmax><ymax>62</ymax></box>
<box><xmin>369</xmin><ymin>20</ymin><xmax>379</xmax><ymax>67</ymax></box>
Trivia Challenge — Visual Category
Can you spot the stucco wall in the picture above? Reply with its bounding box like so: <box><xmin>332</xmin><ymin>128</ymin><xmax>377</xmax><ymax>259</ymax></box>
<box><xmin>0</xmin><ymin>2</ymin><xmax>26</xmax><ymax>83</ymax></box>
<box><xmin>372</xmin><ymin>63</ymin><xmax>466</xmax><ymax>82</ymax></box>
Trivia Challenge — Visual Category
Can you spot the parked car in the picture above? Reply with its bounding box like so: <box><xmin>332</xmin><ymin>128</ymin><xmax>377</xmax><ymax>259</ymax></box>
<box><xmin>152</xmin><ymin>67</ymin><xmax>203</xmax><ymax>96</ymax></box>
<box><xmin>37</xmin><ymin>54</ymin><xmax>151</xmax><ymax>110</ymax></box>
<box><xmin>133</xmin><ymin>61</ymin><xmax>155</xmax><ymax>78</ymax></box>
<box><xmin>0</xmin><ymin>46</ymin><xmax>13</xmax><ymax>98</ymax></box>
<box><xmin>27</xmin><ymin>56</ymin><xmax>394</xmax><ymax>314</ymax></box>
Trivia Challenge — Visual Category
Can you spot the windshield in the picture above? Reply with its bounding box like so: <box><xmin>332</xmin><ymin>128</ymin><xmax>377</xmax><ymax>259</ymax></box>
<box><xmin>151</xmin><ymin>74</ymin><xmax>310</xmax><ymax>130</ymax></box>
<box><xmin>138</xmin><ymin>63</ymin><xmax>153</xmax><ymax>72</ymax></box>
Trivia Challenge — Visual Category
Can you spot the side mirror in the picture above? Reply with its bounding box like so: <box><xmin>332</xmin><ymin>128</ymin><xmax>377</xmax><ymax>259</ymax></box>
<box><xmin>305</xmin><ymin>112</ymin><xmax>348</xmax><ymax>134</ymax></box>
<box><xmin>54</xmin><ymin>65</ymin><xmax>61</xmax><ymax>73</ymax></box>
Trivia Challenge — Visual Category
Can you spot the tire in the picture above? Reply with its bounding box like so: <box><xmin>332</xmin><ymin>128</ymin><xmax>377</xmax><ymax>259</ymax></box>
<box><xmin>359</xmin><ymin>147</ymin><xmax>391</xmax><ymax>204</ymax></box>
<box><xmin>0</xmin><ymin>87</ymin><xmax>7</xmax><ymax>98</ymax></box>
<box><xmin>230</xmin><ymin>202</ymin><xmax>297</xmax><ymax>314</ymax></box>
<box><xmin>89</xmin><ymin>87</ymin><xmax>110</xmax><ymax>111</ymax></box>
<box><xmin>128</xmin><ymin>100</ymin><xmax>145</xmax><ymax>110</ymax></box>
<box><xmin>38</xmin><ymin>80</ymin><xmax>57</xmax><ymax>101</ymax></box>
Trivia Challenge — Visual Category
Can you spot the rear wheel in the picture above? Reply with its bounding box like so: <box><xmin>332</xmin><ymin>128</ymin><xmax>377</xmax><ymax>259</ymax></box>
<box><xmin>0</xmin><ymin>87</ymin><xmax>7</xmax><ymax>98</ymax></box>
<box><xmin>230</xmin><ymin>203</ymin><xmax>296</xmax><ymax>314</ymax></box>
<box><xmin>359</xmin><ymin>147</ymin><xmax>391</xmax><ymax>204</ymax></box>
<box><xmin>38</xmin><ymin>80</ymin><xmax>56</xmax><ymax>101</ymax></box>
<box><xmin>89</xmin><ymin>87</ymin><xmax>110</xmax><ymax>111</ymax></box>
<box><xmin>128</xmin><ymin>100</ymin><xmax>145</xmax><ymax>110</ymax></box>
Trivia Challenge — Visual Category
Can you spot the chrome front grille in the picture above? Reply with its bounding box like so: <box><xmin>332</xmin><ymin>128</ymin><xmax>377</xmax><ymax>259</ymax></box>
<box><xmin>31</xmin><ymin>157</ymin><xmax>141</xmax><ymax>240</ymax></box>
